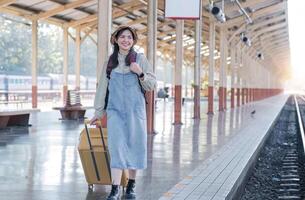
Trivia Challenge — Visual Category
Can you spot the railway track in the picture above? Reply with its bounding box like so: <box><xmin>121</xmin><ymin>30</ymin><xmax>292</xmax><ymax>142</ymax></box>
<box><xmin>274</xmin><ymin>95</ymin><xmax>305</xmax><ymax>200</ymax></box>
<box><xmin>240</xmin><ymin>95</ymin><xmax>305</xmax><ymax>200</ymax></box>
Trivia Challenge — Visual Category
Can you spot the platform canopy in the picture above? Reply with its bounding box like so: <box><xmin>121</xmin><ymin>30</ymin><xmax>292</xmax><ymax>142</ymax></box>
<box><xmin>0</xmin><ymin>0</ymin><xmax>291</xmax><ymax>78</ymax></box>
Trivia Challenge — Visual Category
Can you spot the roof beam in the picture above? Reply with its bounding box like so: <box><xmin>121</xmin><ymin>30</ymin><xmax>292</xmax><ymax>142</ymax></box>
<box><xmin>251</xmin><ymin>42</ymin><xmax>287</xmax><ymax>58</ymax></box>
<box><xmin>0</xmin><ymin>6</ymin><xmax>66</xmax><ymax>26</ymax></box>
<box><xmin>78</xmin><ymin>2</ymin><xmax>147</xmax><ymax>29</ymax></box>
<box><xmin>268</xmin><ymin>47</ymin><xmax>289</xmax><ymax>55</ymax></box>
<box><xmin>215</xmin><ymin>0</ymin><xmax>266</xmax><ymax>14</ymax></box>
<box><xmin>258</xmin><ymin>29</ymin><xmax>287</xmax><ymax>41</ymax></box>
<box><xmin>125</xmin><ymin>17</ymin><xmax>147</xmax><ymax>26</ymax></box>
<box><xmin>0</xmin><ymin>0</ymin><xmax>16</xmax><ymax>8</ymax></box>
<box><xmin>240</xmin><ymin>22</ymin><xmax>287</xmax><ymax>51</ymax></box>
<box><xmin>251</xmin><ymin>22</ymin><xmax>287</xmax><ymax>42</ymax></box>
<box><xmin>113</xmin><ymin>1</ymin><xmax>143</xmax><ymax>16</ymax></box>
<box><xmin>65</xmin><ymin>14</ymin><xmax>97</xmax><ymax>27</ymax></box>
<box><xmin>252</xmin><ymin>33</ymin><xmax>288</xmax><ymax>48</ymax></box>
<box><xmin>113</xmin><ymin>1</ymin><xmax>142</xmax><ymax>11</ymax></box>
<box><xmin>137</xmin><ymin>20</ymin><xmax>174</xmax><ymax>35</ymax></box>
<box><xmin>113</xmin><ymin>4</ymin><xmax>145</xmax><ymax>19</ymax></box>
<box><xmin>250</xmin><ymin>38</ymin><xmax>288</xmax><ymax>57</ymax></box>
<box><xmin>224</xmin><ymin>1</ymin><xmax>285</xmax><ymax>27</ymax></box>
<box><xmin>34</xmin><ymin>0</ymin><xmax>92</xmax><ymax>20</ymax></box>
<box><xmin>80</xmin><ymin>19</ymin><xmax>98</xmax><ymax>30</ymax></box>
<box><xmin>228</xmin><ymin>14</ymin><xmax>286</xmax><ymax>43</ymax></box>
<box><xmin>68</xmin><ymin>2</ymin><xmax>145</xmax><ymax>28</ymax></box>
<box><xmin>264</xmin><ymin>43</ymin><xmax>288</xmax><ymax>53</ymax></box>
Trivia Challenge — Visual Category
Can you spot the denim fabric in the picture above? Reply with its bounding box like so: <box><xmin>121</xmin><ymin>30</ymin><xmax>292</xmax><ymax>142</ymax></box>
<box><xmin>106</xmin><ymin>71</ymin><xmax>147</xmax><ymax>169</ymax></box>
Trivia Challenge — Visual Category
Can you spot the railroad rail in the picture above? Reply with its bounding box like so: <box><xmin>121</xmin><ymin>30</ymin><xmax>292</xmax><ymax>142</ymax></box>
<box><xmin>275</xmin><ymin>95</ymin><xmax>305</xmax><ymax>199</ymax></box>
<box><xmin>294</xmin><ymin>95</ymin><xmax>305</xmax><ymax>154</ymax></box>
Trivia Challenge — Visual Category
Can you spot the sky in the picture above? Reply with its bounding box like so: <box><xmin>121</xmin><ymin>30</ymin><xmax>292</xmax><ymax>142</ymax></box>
<box><xmin>287</xmin><ymin>1</ymin><xmax>305</xmax><ymax>91</ymax></box>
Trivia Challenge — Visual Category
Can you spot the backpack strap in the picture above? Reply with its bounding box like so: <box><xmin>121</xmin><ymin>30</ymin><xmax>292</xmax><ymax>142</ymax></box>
<box><xmin>103</xmin><ymin>83</ymin><xmax>110</xmax><ymax>110</ymax></box>
<box><xmin>104</xmin><ymin>52</ymin><xmax>147</xmax><ymax>110</ymax></box>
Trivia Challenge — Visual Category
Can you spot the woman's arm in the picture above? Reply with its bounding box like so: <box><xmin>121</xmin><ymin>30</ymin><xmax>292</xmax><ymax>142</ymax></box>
<box><xmin>93</xmin><ymin>62</ymin><xmax>108</xmax><ymax>119</ymax></box>
<box><xmin>137</xmin><ymin>54</ymin><xmax>157</xmax><ymax>91</ymax></box>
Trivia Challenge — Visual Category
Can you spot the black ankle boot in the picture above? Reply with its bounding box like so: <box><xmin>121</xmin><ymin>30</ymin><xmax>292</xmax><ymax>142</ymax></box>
<box><xmin>107</xmin><ymin>185</ymin><xmax>120</xmax><ymax>200</ymax></box>
<box><xmin>125</xmin><ymin>179</ymin><xmax>136</xmax><ymax>199</ymax></box>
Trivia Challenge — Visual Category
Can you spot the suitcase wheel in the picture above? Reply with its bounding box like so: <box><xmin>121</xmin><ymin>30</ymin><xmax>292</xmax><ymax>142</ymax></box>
<box><xmin>88</xmin><ymin>184</ymin><xmax>94</xmax><ymax>191</ymax></box>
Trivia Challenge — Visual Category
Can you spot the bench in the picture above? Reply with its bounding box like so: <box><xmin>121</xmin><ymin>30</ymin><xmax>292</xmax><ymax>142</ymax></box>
<box><xmin>53</xmin><ymin>90</ymin><xmax>86</xmax><ymax>120</ymax></box>
<box><xmin>0</xmin><ymin>109</ymin><xmax>39</xmax><ymax>128</ymax></box>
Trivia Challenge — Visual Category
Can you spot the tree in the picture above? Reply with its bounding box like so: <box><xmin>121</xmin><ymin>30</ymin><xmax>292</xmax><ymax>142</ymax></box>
<box><xmin>0</xmin><ymin>13</ymin><xmax>97</xmax><ymax>78</ymax></box>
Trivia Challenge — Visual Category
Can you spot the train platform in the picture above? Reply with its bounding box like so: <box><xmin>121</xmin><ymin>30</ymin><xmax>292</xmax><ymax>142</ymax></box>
<box><xmin>0</xmin><ymin>95</ymin><xmax>288</xmax><ymax>200</ymax></box>
<box><xmin>159</xmin><ymin>94</ymin><xmax>288</xmax><ymax>200</ymax></box>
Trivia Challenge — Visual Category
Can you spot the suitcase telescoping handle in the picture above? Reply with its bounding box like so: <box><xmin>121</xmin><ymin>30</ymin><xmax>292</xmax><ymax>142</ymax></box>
<box><xmin>97</xmin><ymin>126</ymin><xmax>111</xmax><ymax>180</ymax></box>
<box><xmin>84</xmin><ymin>120</ymin><xmax>101</xmax><ymax>181</ymax></box>
<box><xmin>84</xmin><ymin>120</ymin><xmax>108</xmax><ymax>151</ymax></box>
<box><xmin>85</xmin><ymin>119</ymin><xmax>102</xmax><ymax>126</ymax></box>
<box><xmin>84</xmin><ymin>119</ymin><xmax>112</xmax><ymax>180</ymax></box>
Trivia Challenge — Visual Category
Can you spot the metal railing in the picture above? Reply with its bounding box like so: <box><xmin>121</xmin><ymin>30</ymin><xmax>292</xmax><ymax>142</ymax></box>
<box><xmin>293</xmin><ymin>95</ymin><xmax>305</xmax><ymax>154</ymax></box>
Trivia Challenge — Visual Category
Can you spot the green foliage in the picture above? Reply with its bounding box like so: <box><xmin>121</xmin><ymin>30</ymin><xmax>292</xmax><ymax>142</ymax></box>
<box><xmin>0</xmin><ymin>14</ymin><xmax>97</xmax><ymax>77</ymax></box>
<box><xmin>81</xmin><ymin>38</ymin><xmax>97</xmax><ymax>76</ymax></box>
<box><xmin>0</xmin><ymin>14</ymin><xmax>31</xmax><ymax>74</ymax></box>
<box><xmin>37</xmin><ymin>22</ymin><xmax>63</xmax><ymax>75</ymax></box>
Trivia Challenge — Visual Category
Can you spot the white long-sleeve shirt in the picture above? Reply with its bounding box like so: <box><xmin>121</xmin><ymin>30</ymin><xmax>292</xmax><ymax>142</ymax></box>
<box><xmin>93</xmin><ymin>52</ymin><xmax>156</xmax><ymax>118</ymax></box>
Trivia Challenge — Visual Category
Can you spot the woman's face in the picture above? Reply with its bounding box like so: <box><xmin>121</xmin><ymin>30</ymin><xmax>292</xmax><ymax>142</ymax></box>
<box><xmin>116</xmin><ymin>29</ymin><xmax>134</xmax><ymax>52</ymax></box>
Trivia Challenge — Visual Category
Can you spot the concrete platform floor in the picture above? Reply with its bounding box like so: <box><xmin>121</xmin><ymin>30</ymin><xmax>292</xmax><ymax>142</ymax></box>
<box><xmin>0</xmin><ymin>97</ymin><xmax>283</xmax><ymax>200</ymax></box>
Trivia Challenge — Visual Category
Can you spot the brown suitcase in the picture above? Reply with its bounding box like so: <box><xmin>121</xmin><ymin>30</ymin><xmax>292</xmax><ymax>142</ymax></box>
<box><xmin>78</xmin><ymin>120</ymin><xmax>128</xmax><ymax>190</ymax></box>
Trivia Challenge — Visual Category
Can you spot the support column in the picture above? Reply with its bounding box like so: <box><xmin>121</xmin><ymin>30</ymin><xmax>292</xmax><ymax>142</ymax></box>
<box><xmin>236</xmin><ymin>43</ymin><xmax>241</xmax><ymax>107</ymax></box>
<box><xmin>250</xmin><ymin>60</ymin><xmax>255</xmax><ymax>102</ymax></box>
<box><xmin>240</xmin><ymin>51</ymin><xmax>245</xmax><ymax>105</ymax></box>
<box><xmin>262</xmin><ymin>68</ymin><xmax>265</xmax><ymax>99</ymax></box>
<box><xmin>244</xmin><ymin>56</ymin><xmax>248</xmax><ymax>104</ymax></box>
<box><xmin>193</xmin><ymin>15</ymin><xmax>201</xmax><ymax>119</ymax></box>
<box><xmin>184</xmin><ymin>65</ymin><xmax>188</xmax><ymax>97</ymax></box>
<box><xmin>218</xmin><ymin>27</ymin><xmax>226</xmax><ymax>111</ymax></box>
<box><xmin>171</xmin><ymin>64</ymin><xmax>175</xmax><ymax>97</ymax></box>
<box><xmin>63</xmin><ymin>27</ymin><xmax>68</xmax><ymax>104</ymax></box>
<box><xmin>241</xmin><ymin>80</ymin><xmax>245</xmax><ymax>105</ymax></box>
<box><xmin>31</xmin><ymin>20</ymin><xmax>38</xmax><ymax>108</ymax></box>
<box><xmin>236</xmin><ymin>76</ymin><xmax>241</xmax><ymax>107</ymax></box>
<box><xmin>249</xmin><ymin>88</ymin><xmax>252</xmax><ymax>102</ymax></box>
<box><xmin>248</xmin><ymin>59</ymin><xmax>252</xmax><ymax>102</ymax></box>
<box><xmin>223</xmin><ymin>34</ymin><xmax>228</xmax><ymax>110</ymax></box>
<box><xmin>75</xmin><ymin>27</ymin><xmax>81</xmax><ymax>90</ymax></box>
<box><xmin>230</xmin><ymin>47</ymin><xmax>236</xmax><ymax>108</ymax></box>
<box><xmin>207</xmin><ymin>21</ymin><xmax>215</xmax><ymax>114</ymax></box>
<box><xmin>146</xmin><ymin>0</ymin><xmax>157</xmax><ymax>133</ymax></box>
<box><xmin>174</xmin><ymin>20</ymin><xmax>184</xmax><ymax>125</ymax></box>
<box><xmin>246</xmin><ymin>87</ymin><xmax>249</xmax><ymax>103</ymax></box>
<box><xmin>96</xmin><ymin>0</ymin><xmax>112</xmax><ymax>127</ymax></box>
<box><xmin>253</xmin><ymin>61</ymin><xmax>258</xmax><ymax>101</ymax></box>
<box><xmin>231</xmin><ymin>84</ymin><xmax>235</xmax><ymax>108</ymax></box>
<box><xmin>257</xmin><ymin>65</ymin><xmax>261</xmax><ymax>100</ymax></box>
<box><xmin>267</xmin><ymin>71</ymin><xmax>271</xmax><ymax>98</ymax></box>
<box><xmin>164</xmin><ymin>60</ymin><xmax>169</xmax><ymax>93</ymax></box>
<box><xmin>97</xmin><ymin>0</ymin><xmax>112</xmax><ymax>80</ymax></box>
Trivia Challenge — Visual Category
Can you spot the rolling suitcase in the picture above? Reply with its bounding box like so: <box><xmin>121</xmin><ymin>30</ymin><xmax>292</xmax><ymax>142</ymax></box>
<box><xmin>78</xmin><ymin>120</ymin><xmax>128</xmax><ymax>191</ymax></box>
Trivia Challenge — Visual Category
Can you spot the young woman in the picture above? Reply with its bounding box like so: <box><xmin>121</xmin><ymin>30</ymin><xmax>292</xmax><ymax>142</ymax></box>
<box><xmin>90</xmin><ymin>26</ymin><xmax>156</xmax><ymax>200</ymax></box>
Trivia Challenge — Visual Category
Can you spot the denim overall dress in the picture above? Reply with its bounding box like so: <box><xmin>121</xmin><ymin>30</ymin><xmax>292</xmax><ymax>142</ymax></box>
<box><xmin>106</xmin><ymin>70</ymin><xmax>147</xmax><ymax>169</ymax></box>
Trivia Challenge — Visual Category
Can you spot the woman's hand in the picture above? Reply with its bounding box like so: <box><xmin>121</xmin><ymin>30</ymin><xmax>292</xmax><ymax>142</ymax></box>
<box><xmin>130</xmin><ymin>62</ymin><xmax>143</xmax><ymax>76</ymax></box>
<box><xmin>89</xmin><ymin>115</ymin><xmax>100</xmax><ymax>125</ymax></box>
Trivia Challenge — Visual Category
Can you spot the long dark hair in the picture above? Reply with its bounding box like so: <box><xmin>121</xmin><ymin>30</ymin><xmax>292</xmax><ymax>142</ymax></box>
<box><xmin>106</xmin><ymin>27</ymin><xmax>137</xmax><ymax>78</ymax></box>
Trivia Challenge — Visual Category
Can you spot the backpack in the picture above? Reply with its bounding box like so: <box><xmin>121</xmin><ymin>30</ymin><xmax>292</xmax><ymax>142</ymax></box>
<box><xmin>103</xmin><ymin>53</ymin><xmax>147</xmax><ymax>110</ymax></box>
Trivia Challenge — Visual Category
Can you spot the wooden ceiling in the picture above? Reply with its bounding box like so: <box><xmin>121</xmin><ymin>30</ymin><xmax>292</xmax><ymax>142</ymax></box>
<box><xmin>0</xmin><ymin>0</ymin><xmax>291</xmax><ymax>78</ymax></box>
